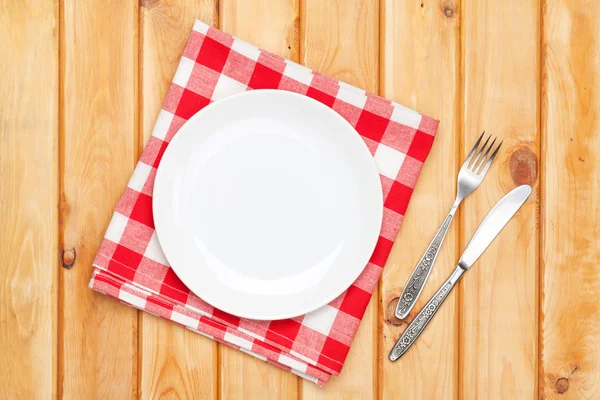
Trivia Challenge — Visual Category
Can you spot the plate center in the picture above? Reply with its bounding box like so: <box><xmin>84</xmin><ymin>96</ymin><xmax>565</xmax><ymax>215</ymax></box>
<box><xmin>185</xmin><ymin>117</ymin><xmax>357</xmax><ymax>280</ymax></box>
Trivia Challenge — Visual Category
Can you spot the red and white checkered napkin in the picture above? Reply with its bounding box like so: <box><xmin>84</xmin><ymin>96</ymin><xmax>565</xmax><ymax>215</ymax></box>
<box><xmin>89</xmin><ymin>20</ymin><xmax>438</xmax><ymax>385</ymax></box>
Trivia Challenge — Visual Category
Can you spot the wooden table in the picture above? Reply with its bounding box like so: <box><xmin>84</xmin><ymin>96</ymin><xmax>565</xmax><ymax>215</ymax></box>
<box><xmin>1</xmin><ymin>0</ymin><xmax>599</xmax><ymax>398</ymax></box>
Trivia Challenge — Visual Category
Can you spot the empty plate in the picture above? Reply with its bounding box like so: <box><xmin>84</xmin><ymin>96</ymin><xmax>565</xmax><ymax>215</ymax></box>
<box><xmin>153</xmin><ymin>89</ymin><xmax>383</xmax><ymax>320</ymax></box>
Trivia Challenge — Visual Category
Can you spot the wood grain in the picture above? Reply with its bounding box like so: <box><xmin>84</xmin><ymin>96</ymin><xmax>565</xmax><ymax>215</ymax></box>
<box><xmin>0</xmin><ymin>1</ymin><xmax>58</xmax><ymax>399</ymax></box>
<box><xmin>299</xmin><ymin>0</ymin><xmax>378</xmax><ymax>397</ymax></box>
<box><xmin>300</xmin><ymin>0</ymin><xmax>378</xmax><ymax>89</ymax></box>
<box><xmin>540</xmin><ymin>0</ymin><xmax>600</xmax><ymax>398</ymax></box>
<box><xmin>220</xmin><ymin>349</ymin><xmax>299</xmax><ymax>400</ymax></box>
<box><xmin>220</xmin><ymin>0</ymin><xmax>299</xmax><ymax>61</ymax></box>
<box><xmin>138</xmin><ymin>2</ymin><xmax>218</xmax><ymax>399</ymax></box>
<box><xmin>59</xmin><ymin>0</ymin><xmax>139</xmax><ymax>398</ymax></box>
<box><xmin>219</xmin><ymin>1</ymin><xmax>300</xmax><ymax>398</ymax></box>
<box><xmin>460</xmin><ymin>0</ymin><xmax>539</xmax><ymax>398</ymax></box>
<box><xmin>139</xmin><ymin>314</ymin><xmax>217</xmax><ymax>399</ymax></box>
<box><xmin>379</xmin><ymin>0</ymin><xmax>460</xmax><ymax>398</ymax></box>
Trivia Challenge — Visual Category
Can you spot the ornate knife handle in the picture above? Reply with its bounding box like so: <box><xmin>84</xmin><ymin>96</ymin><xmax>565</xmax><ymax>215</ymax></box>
<box><xmin>389</xmin><ymin>265</ymin><xmax>465</xmax><ymax>361</ymax></box>
<box><xmin>395</xmin><ymin>211</ymin><xmax>455</xmax><ymax>319</ymax></box>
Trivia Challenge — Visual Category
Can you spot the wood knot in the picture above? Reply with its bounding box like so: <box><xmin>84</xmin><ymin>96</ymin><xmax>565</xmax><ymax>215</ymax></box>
<box><xmin>509</xmin><ymin>146</ymin><xmax>538</xmax><ymax>185</ymax></box>
<box><xmin>62</xmin><ymin>248</ymin><xmax>76</xmax><ymax>269</ymax></box>
<box><xmin>555</xmin><ymin>377</ymin><xmax>568</xmax><ymax>394</ymax></box>
<box><xmin>385</xmin><ymin>295</ymin><xmax>421</xmax><ymax>326</ymax></box>
<box><xmin>552</xmin><ymin>364</ymin><xmax>578</xmax><ymax>394</ymax></box>
<box><xmin>440</xmin><ymin>1</ymin><xmax>457</xmax><ymax>18</ymax></box>
<box><xmin>386</xmin><ymin>298</ymin><xmax>404</xmax><ymax>326</ymax></box>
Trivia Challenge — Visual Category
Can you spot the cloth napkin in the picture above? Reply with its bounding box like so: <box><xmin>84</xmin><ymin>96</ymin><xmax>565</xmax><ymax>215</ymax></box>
<box><xmin>89</xmin><ymin>20</ymin><xmax>438</xmax><ymax>386</ymax></box>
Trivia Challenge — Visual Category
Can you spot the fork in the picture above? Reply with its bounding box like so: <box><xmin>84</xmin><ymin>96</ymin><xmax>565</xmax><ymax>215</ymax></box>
<box><xmin>394</xmin><ymin>132</ymin><xmax>502</xmax><ymax>319</ymax></box>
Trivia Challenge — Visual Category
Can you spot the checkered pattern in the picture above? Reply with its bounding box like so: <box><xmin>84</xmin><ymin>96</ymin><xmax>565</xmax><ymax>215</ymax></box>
<box><xmin>90</xmin><ymin>19</ymin><xmax>438</xmax><ymax>386</ymax></box>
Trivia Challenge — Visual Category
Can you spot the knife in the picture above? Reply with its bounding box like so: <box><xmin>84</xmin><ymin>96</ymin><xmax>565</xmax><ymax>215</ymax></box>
<box><xmin>389</xmin><ymin>184</ymin><xmax>532</xmax><ymax>361</ymax></box>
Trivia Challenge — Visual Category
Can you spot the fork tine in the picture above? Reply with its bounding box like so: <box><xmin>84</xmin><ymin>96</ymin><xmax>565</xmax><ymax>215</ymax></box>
<box><xmin>474</xmin><ymin>137</ymin><xmax>497</xmax><ymax>172</ymax></box>
<box><xmin>463</xmin><ymin>131</ymin><xmax>485</xmax><ymax>167</ymax></box>
<box><xmin>470</xmin><ymin>134</ymin><xmax>491</xmax><ymax>169</ymax></box>
<box><xmin>479</xmin><ymin>140</ymin><xmax>503</xmax><ymax>176</ymax></box>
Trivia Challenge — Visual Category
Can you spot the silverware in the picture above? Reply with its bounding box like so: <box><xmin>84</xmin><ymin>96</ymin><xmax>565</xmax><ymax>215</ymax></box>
<box><xmin>395</xmin><ymin>132</ymin><xmax>502</xmax><ymax>319</ymax></box>
<box><xmin>389</xmin><ymin>184</ymin><xmax>532</xmax><ymax>361</ymax></box>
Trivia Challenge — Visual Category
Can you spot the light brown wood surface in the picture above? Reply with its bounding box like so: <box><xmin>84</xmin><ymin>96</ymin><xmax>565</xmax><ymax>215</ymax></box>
<box><xmin>59</xmin><ymin>0</ymin><xmax>139</xmax><ymax>398</ymax></box>
<box><xmin>0</xmin><ymin>1</ymin><xmax>58</xmax><ymax>399</ymax></box>
<box><xmin>139</xmin><ymin>2</ymin><xmax>218</xmax><ymax>399</ymax></box>
<box><xmin>541</xmin><ymin>0</ymin><xmax>600</xmax><ymax>398</ymax></box>
<box><xmin>1</xmin><ymin>0</ymin><xmax>599</xmax><ymax>399</ymax></box>
<box><xmin>460</xmin><ymin>0</ymin><xmax>540</xmax><ymax>398</ymax></box>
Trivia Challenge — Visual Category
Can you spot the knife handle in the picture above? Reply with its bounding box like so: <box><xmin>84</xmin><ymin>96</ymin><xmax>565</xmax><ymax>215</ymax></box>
<box><xmin>389</xmin><ymin>265</ymin><xmax>465</xmax><ymax>361</ymax></box>
<box><xmin>395</xmin><ymin>210</ymin><xmax>456</xmax><ymax>319</ymax></box>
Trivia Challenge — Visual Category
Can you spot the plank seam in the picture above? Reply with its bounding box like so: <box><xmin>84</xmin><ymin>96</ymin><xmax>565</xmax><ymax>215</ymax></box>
<box><xmin>536</xmin><ymin>0</ymin><xmax>545</xmax><ymax>397</ymax></box>
<box><xmin>57</xmin><ymin>0</ymin><xmax>66</xmax><ymax>396</ymax></box>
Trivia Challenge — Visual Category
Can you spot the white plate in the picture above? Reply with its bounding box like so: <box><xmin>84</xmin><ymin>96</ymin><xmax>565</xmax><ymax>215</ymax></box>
<box><xmin>153</xmin><ymin>89</ymin><xmax>383</xmax><ymax>320</ymax></box>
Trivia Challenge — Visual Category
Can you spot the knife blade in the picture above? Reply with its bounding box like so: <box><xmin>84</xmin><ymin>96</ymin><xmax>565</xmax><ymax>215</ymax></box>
<box><xmin>458</xmin><ymin>184</ymin><xmax>532</xmax><ymax>270</ymax></box>
<box><xmin>389</xmin><ymin>184</ymin><xmax>532</xmax><ymax>361</ymax></box>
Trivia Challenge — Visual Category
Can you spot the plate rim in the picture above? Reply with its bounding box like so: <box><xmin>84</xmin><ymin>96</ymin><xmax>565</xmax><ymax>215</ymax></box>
<box><xmin>153</xmin><ymin>89</ymin><xmax>383</xmax><ymax>320</ymax></box>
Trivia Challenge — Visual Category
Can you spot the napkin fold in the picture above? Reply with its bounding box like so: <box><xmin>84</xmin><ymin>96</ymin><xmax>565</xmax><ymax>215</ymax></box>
<box><xmin>90</xmin><ymin>20</ymin><xmax>438</xmax><ymax>385</ymax></box>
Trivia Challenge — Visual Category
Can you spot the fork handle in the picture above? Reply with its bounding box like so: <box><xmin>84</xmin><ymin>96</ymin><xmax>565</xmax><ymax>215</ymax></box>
<box><xmin>389</xmin><ymin>265</ymin><xmax>465</xmax><ymax>361</ymax></box>
<box><xmin>395</xmin><ymin>207</ymin><xmax>456</xmax><ymax>319</ymax></box>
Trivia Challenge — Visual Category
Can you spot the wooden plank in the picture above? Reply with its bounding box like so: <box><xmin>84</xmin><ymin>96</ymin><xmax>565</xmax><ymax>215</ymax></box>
<box><xmin>220</xmin><ymin>0</ymin><xmax>299</xmax><ymax>62</ymax></box>
<box><xmin>460</xmin><ymin>0</ymin><xmax>539</xmax><ymax>398</ymax></box>
<box><xmin>218</xmin><ymin>0</ymin><xmax>300</xmax><ymax>398</ymax></box>
<box><xmin>59</xmin><ymin>1</ymin><xmax>139</xmax><ymax>398</ymax></box>
<box><xmin>220</xmin><ymin>349</ymin><xmax>299</xmax><ymax>399</ymax></box>
<box><xmin>139</xmin><ymin>313</ymin><xmax>217</xmax><ymax>399</ymax></box>
<box><xmin>300</xmin><ymin>0</ymin><xmax>378</xmax><ymax>90</ymax></box>
<box><xmin>0</xmin><ymin>1</ymin><xmax>58</xmax><ymax>399</ymax></box>
<box><xmin>299</xmin><ymin>0</ymin><xmax>378</xmax><ymax>398</ymax></box>
<box><xmin>379</xmin><ymin>0</ymin><xmax>460</xmax><ymax>398</ymax></box>
<box><xmin>138</xmin><ymin>2</ymin><xmax>218</xmax><ymax>399</ymax></box>
<box><xmin>540</xmin><ymin>1</ymin><xmax>600</xmax><ymax>398</ymax></box>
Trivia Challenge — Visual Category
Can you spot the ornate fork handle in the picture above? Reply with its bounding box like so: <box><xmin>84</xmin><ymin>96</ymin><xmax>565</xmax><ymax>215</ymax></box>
<box><xmin>389</xmin><ymin>265</ymin><xmax>465</xmax><ymax>361</ymax></box>
<box><xmin>395</xmin><ymin>210</ymin><xmax>456</xmax><ymax>319</ymax></box>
